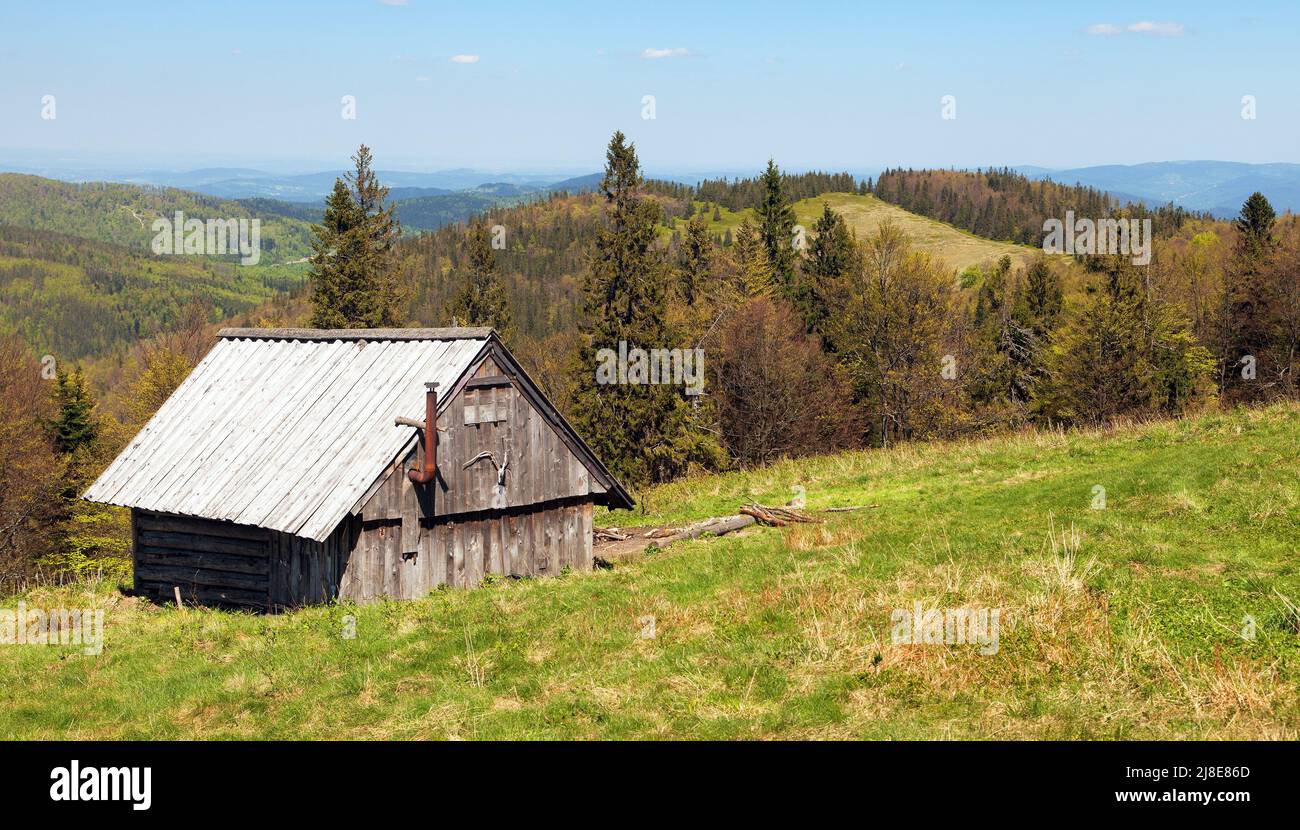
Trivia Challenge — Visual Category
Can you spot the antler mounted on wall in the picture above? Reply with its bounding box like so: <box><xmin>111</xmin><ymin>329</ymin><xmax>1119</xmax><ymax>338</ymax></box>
<box><xmin>463</xmin><ymin>443</ymin><xmax>510</xmax><ymax>486</ymax></box>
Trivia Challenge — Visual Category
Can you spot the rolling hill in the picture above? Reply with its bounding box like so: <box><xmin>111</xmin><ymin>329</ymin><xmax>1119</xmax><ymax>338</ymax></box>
<box><xmin>185</xmin><ymin>169</ymin><xmax>570</xmax><ymax>202</ymax></box>
<box><xmin>2</xmin><ymin>402</ymin><xmax>1295</xmax><ymax>739</ymax></box>
<box><xmin>391</xmin><ymin>190</ymin><xmax>541</xmax><ymax>232</ymax></box>
<box><xmin>0</xmin><ymin>173</ymin><xmax>316</xmax><ymax>263</ymax></box>
<box><xmin>678</xmin><ymin>192</ymin><xmax>1041</xmax><ymax>273</ymax></box>
<box><xmin>0</xmin><ymin>223</ymin><xmax>305</xmax><ymax>361</ymax></box>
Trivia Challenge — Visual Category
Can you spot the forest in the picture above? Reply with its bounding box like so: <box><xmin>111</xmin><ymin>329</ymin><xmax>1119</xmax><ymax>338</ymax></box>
<box><xmin>0</xmin><ymin>173</ymin><xmax>316</xmax><ymax>261</ymax></box>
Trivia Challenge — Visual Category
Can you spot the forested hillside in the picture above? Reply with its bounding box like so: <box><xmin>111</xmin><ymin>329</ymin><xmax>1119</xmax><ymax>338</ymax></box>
<box><xmin>394</xmin><ymin>192</ymin><xmax>601</xmax><ymax>337</ymax></box>
<box><xmin>872</xmin><ymin>167</ymin><xmax>1207</xmax><ymax>245</ymax></box>
<box><xmin>0</xmin><ymin>224</ymin><xmax>298</xmax><ymax>361</ymax></box>
<box><xmin>648</xmin><ymin>170</ymin><xmax>860</xmax><ymax>211</ymax></box>
<box><xmin>665</xmin><ymin>192</ymin><xmax>1041</xmax><ymax>274</ymax></box>
<box><xmin>0</xmin><ymin>174</ymin><xmax>316</xmax><ymax>262</ymax></box>
<box><xmin>391</xmin><ymin>189</ymin><xmax>543</xmax><ymax>233</ymax></box>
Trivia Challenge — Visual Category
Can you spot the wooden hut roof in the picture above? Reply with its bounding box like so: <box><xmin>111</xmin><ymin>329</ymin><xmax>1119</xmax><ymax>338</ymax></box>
<box><xmin>84</xmin><ymin>328</ymin><xmax>631</xmax><ymax>541</ymax></box>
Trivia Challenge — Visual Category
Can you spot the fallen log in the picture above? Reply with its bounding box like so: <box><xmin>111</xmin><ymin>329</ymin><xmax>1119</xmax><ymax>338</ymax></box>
<box><xmin>655</xmin><ymin>514</ymin><xmax>756</xmax><ymax>544</ymax></box>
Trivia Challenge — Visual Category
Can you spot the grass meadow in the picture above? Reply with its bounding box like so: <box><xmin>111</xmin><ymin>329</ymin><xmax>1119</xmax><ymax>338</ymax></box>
<box><xmin>672</xmin><ymin>192</ymin><xmax>1040</xmax><ymax>274</ymax></box>
<box><xmin>2</xmin><ymin>403</ymin><xmax>1297</xmax><ymax>739</ymax></box>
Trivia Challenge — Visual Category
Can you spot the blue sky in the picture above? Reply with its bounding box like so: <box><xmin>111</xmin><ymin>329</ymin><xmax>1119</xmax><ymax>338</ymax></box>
<box><xmin>1</xmin><ymin>0</ymin><xmax>1296</xmax><ymax>173</ymax></box>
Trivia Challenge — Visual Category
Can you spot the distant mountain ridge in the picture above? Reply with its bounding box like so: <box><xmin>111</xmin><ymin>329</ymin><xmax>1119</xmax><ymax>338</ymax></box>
<box><xmin>1015</xmin><ymin>161</ymin><xmax>1300</xmax><ymax>218</ymax></box>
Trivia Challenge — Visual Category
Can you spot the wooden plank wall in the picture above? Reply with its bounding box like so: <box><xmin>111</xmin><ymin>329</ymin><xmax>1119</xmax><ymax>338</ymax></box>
<box><xmin>437</xmin><ymin>357</ymin><xmax>596</xmax><ymax>516</ymax></box>
<box><xmin>330</xmin><ymin>356</ymin><xmax>600</xmax><ymax>601</ymax></box>
<box><xmin>132</xmin><ymin>509</ymin><xmax>272</xmax><ymax>609</ymax></box>
<box><xmin>355</xmin><ymin>357</ymin><xmax>603</xmax><ymax>524</ymax></box>
<box><xmin>338</xmin><ymin>499</ymin><xmax>593</xmax><ymax>600</ymax></box>
<box><xmin>269</xmin><ymin>515</ymin><xmax>359</xmax><ymax>609</ymax></box>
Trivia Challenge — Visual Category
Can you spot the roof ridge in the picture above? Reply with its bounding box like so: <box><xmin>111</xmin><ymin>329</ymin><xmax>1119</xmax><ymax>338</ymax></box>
<box><xmin>218</xmin><ymin>327</ymin><xmax>495</xmax><ymax>341</ymax></box>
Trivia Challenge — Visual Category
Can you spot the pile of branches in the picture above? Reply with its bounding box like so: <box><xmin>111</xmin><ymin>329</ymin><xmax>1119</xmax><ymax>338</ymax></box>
<box><xmin>739</xmin><ymin>503</ymin><xmax>821</xmax><ymax>527</ymax></box>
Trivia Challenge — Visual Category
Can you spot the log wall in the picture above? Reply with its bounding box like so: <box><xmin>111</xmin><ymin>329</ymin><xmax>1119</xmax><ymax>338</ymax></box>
<box><xmin>336</xmin><ymin>499</ymin><xmax>592</xmax><ymax>602</ymax></box>
<box><xmin>133</xmin><ymin>509</ymin><xmax>273</xmax><ymax>609</ymax></box>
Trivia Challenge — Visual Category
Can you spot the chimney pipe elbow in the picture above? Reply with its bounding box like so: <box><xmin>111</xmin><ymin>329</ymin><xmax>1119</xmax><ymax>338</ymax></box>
<box><xmin>408</xmin><ymin>381</ymin><xmax>439</xmax><ymax>485</ymax></box>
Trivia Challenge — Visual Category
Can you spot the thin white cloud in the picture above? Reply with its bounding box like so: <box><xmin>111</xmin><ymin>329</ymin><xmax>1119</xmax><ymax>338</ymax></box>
<box><xmin>450</xmin><ymin>54</ymin><xmax>479</xmax><ymax>64</ymax></box>
<box><xmin>1127</xmin><ymin>21</ymin><xmax>1185</xmax><ymax>36</ymax></box>
<box><xmin>641</xmin><ymin>47</ymin><xmax>688</xmax><ymax>59</ymax></box>
<box><xmin>1085</xmin><ymin>21</ymin><xmax>1185</xmax><ymax>37</ymax></box>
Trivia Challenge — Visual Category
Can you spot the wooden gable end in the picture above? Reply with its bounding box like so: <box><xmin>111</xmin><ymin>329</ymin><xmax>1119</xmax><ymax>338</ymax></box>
<box><xmin>436</xmin><ymin>355</ymin><xmax>602</xmax><ymax>516</ymax></box>
<box><xmin>354</xmin><ymin>354</ymin><xmax>604</xmax><ymax>532</ymax></box>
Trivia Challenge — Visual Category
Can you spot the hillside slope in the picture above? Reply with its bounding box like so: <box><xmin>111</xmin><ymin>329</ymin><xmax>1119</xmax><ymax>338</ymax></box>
<box><xmin>684</xmin><ymin>192</ymin><xmax>1040</xmax><ymax>273</ymax></box>
<box><xmin>0</xmin><ymin>173</ymin><xmax>315</xmax><ymax>263</ymax></box>
<box><xmin>0</xmin><ymin>224</ymin><xmax>303</xmax><ymax>361</ymax></box>
<box><xmin>2</xmin><ymin>403</ymin><xmax>1296</xmax><ymax>739</ymax></box>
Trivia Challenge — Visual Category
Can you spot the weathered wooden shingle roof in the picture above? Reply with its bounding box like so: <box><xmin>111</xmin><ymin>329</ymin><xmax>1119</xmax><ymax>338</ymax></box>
<box><xmin>85</xmin><ymin>328</ymin><xmax>490</xmax><ymax>541</ymax></box>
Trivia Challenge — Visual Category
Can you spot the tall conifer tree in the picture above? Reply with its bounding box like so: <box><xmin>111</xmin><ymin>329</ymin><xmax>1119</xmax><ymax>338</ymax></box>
<box><xmin>308</xmin><ymin>145</ymin><xmax>404</xmax><ymax>328</ymax></box>
<box><xmin>800</xmin><ymin>203</ymin><xmax>858</xmax><ymax>337</ymax></box>
<box><xmin>676</xmin><ymin>213</ymin><xmax>713</xmax><ymax>305</ymax></box>
<box><xmin>569</xmin><ymin>132</ymin><xmax>721</xmax><ymax>487</ymax></box>
<box><xmin>734</xmin><ymin>221</ymin><xmax>776</xmax><ymax>299</ymax></box>
<box><xmin>754</xmin><ymin>159</ymin><xmax>797</xmax><ymax>294</ymax></box>
<box><xmin>1222</xmin><ymin>192</ymin><xmax>1279</xmax><ymax>399</ymax></box>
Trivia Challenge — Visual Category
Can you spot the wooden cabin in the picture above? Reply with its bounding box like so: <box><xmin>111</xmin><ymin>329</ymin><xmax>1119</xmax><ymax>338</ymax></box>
<box><xmin>83</xmin><ymin>328</ymin><xmax>632</xmax><ymax>610</ymax></box>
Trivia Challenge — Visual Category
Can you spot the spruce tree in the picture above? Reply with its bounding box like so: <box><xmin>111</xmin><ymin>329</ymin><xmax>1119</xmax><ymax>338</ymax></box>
<box><xmin>448</xmin><ymin>221</ymin><xmax>515</xmax><ymax>342</ymax></box>
<box><xmin>1004</xmin><ymin>256</ymin><xmax>1063</xmax><ymax>401</ymax></box>
<box><xmin>1039</xmin><ymin>255</ymin><xmax>1212</xmax><ymax>423</ymax></box>
<box><xmin>967</xmin><ymin>256</ymin><xmax>1019</xmax><ymax>408</ymax></box>
<box><xmin>799</xmin><ymin>203</ymin><xmax>858</xmax><ymax>337</ymax></box>
<box><xmin>49</xmin><ymin>366</ymin><xmax>98</xmax><ymax>457</ymax></box>
<box><xmin>823</xmin><ymin>220</ymin><xmax>955</xmax><ymax>446</ymax></box>
<box><xmin>1016</xmin><ymin>256</ymin><xmax>1064</xmax><ymax>335</ymax></box>
<box><xmin>754</xmin><ymin>159</ymin><xmax>797</xmax><ymax>294</ymax></box>
<box><xmin>1038</xmin><ymin>260</ymin><xmax>1152</xmax><ymax>422</ymax></box>
<box><xmin>1222</xmin><ymin>192</ymin><xmax>1279</xmax><ymax>399</ymax></box>
<box><xmin>1236</xmin><ymin>191</ymin><xmax>1276</xmax><ymax>256</ymax></box>
<box><xmin>569</xmin><ymin>131</ymin><xmax>721</xmax><ymax>487</ymax></box>
<box><xmin>47</xmin><ymin>365</ymin><xmax>100</xmax><ymax>517</ymax></box>
<box><xmin>308</xmin><ymin>145</ymin><xmax>404</xmax><ymax>328</ymax></box>
<box><xmin>676</xmin><ymin>213</ymin><xmax>713</xmax><ymax>305</ymax></box>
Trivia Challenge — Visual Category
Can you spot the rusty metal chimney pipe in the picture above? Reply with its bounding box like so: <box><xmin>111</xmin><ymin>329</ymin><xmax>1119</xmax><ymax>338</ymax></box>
<box><xmin>407</xmin><ymin>382</ymin><xmax>438</xmax><ymax>484</ymax></box>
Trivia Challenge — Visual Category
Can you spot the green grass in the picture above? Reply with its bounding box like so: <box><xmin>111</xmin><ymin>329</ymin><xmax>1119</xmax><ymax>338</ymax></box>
<box><xmin>3</xmin><ymin>404</ymin><xmax>1298</xmax><ymax>739</ymax></box>
<box><xmin>671</xmin><ymin>192</ymin><xmax>1041</xmax><ymax>274</ymax></box>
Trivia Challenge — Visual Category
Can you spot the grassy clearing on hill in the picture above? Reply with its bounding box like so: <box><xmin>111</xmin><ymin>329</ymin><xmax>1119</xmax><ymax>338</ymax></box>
<box><xmin>2</xmin><ymin>404</ymin><xmax>1297</xmax><ymax>739</ymax></box>
<box><xmin>673</xmin><ymin>192</ymin><xmax>1041</xmax><ymax>274</ymax></box>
